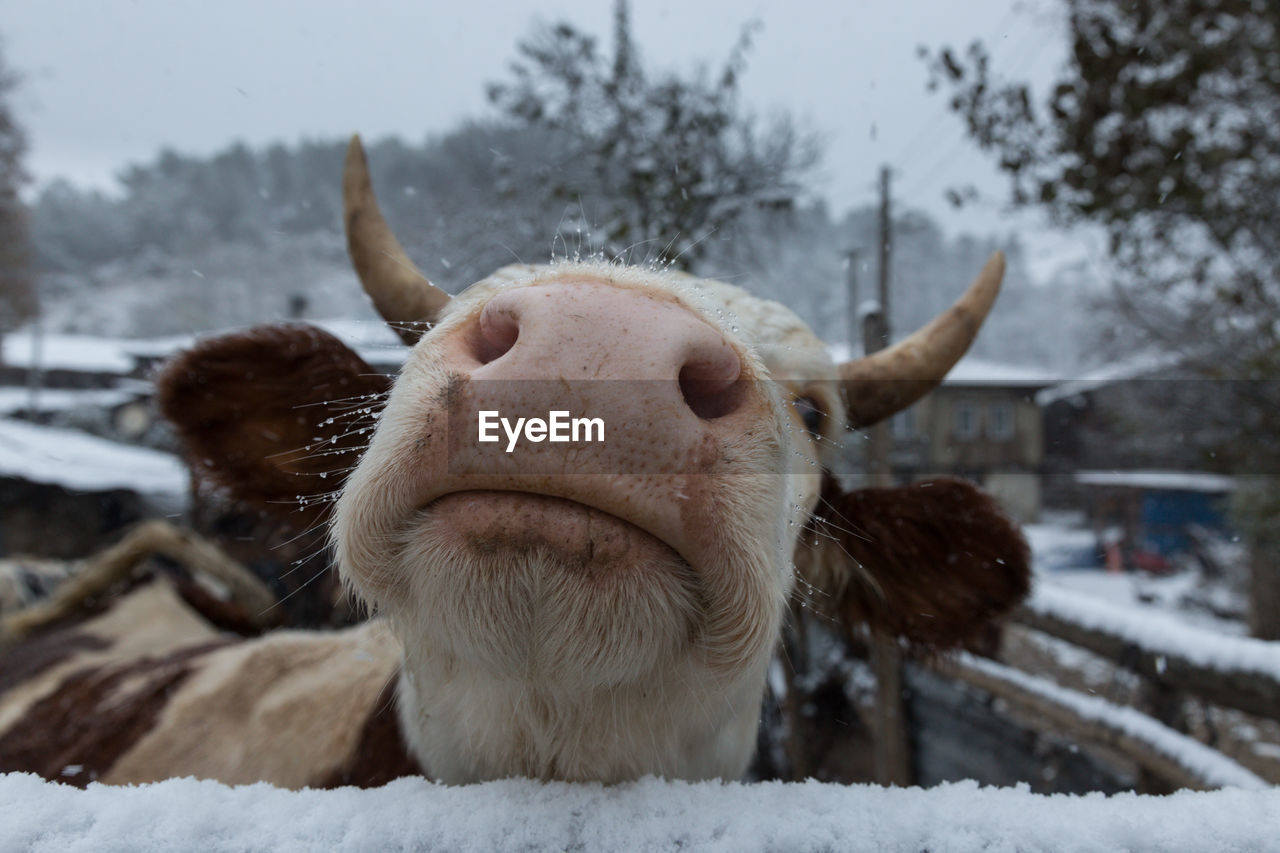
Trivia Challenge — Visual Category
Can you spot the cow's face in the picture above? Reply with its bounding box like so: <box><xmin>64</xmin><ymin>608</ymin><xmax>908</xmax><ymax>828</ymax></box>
<box><xmin>334</xmin><ymin>262</ymin><xmax>841</xmax><ymax>695</ymax></box>
<box><xmin>156</xmin><ymin>136</ymin><xmax>1030</xmax><ymax>783</ymax></box>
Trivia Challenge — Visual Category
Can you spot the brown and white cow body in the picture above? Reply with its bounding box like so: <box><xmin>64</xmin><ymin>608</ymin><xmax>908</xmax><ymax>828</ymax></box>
<box><xmin>0</xmin><ymin>138</ymin><xmax>1029</xmax><ymax>788</ymax></box>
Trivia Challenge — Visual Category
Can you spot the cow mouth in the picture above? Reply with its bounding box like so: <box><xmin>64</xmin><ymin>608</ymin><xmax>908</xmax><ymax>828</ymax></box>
<box><xmin>417</xmin><ymin>490</ymin><xmax>681</xmax><ymax>571</ymax></box>
<box><xmin>400</xmin><ymin>488</ymin><xmax>705</xmax><ymax>688</ymax></box>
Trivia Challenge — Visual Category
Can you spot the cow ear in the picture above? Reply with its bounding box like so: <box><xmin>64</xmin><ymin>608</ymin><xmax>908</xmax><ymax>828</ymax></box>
<box><xmin>797</xmin><ymin>475</ymin><xmax>1031</xmax><ymax>650</ymax></box>
<box><xmin>155</xmin><ymin>324</ymin><xmax>392</xmax><ymax>519</ymax></box>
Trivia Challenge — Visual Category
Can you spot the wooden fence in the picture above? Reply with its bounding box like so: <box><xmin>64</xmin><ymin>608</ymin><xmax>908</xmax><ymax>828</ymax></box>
<box><xmin>914</xmin><ymin>584</ymin><xmax>1280</xmax><ymax>791</ymax></box>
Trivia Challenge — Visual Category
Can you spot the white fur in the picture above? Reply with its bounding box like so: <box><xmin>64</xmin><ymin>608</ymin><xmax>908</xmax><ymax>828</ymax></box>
<box><xmin>334</xmin><ymin>261</ymin><xmax>844</xmax><ymax>783</ymax></box>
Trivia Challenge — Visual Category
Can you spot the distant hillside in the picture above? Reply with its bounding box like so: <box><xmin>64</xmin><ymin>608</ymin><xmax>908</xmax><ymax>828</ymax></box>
<box><xmin>25</xmin><ymin>123</ymin><xmax>1097</xmax><ymax>370</ymax></box>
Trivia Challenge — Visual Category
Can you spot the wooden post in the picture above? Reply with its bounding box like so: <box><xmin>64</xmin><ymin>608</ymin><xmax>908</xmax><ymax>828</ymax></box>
<box><xmin>873</xmin><ymin>165</ymin><xmax>893</xmax><ymax>351</ymax></box>
<box><xmin>1249</xmin><ymin>540</ymin><xmax>1280</xmax><ymax>640</ymax></box>
<box><xmin>781</xmin><ymin>598</ymin><xmax>810</xmax><ymax>780</ymax></box>
<box><xmin>864</xmin><ymin>164</ymin><xmax>912</xmax><ymax>786</ymax></box>
<box><xmin>1136</xmin><ymin>676</ymin><xmax>1187</xmax><ymax>794</ymax></box>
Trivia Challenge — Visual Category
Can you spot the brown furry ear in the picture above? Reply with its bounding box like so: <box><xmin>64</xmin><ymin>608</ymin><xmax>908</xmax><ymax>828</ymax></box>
<box><xmin>155</xmin><ymin>324</ymin><xmax>392</xmax><ymax>518</ymax></box>
<box><xmin>797</xmin><ymin>475</ymin><xmax>1031</xmax><ymax>650</ymax></box>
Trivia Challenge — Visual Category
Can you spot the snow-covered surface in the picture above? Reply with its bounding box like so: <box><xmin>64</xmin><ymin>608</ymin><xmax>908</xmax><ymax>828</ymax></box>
<box><xmin>1041</xmin><ymin>567</ymin><xmax>1248</xmax><ymax>635</ymax></box>
<box><xmin>825</xmin><ymin>346</ymin><xmax>1059</xmax><ymax>386</ymax></box>
<box><xmin>1014</xmin><ymin>626</ymin><xmax>1142</xmax><ymax>692</ymax></box>
<box><xmin>311</xmin><ymin>318</ymin><xmax>408</xmax><ymax>368</ymax></box>
<box><xmin>2</xmin><ymin>330</ymin><xmax>193</xmax><ymax>373</ymax></box>
<box><xmin>3</xmin><ymin>320</ymin><xmax>407</xmax><ymax>375</ymax></box>
<box><xmin>2</xmin><ymin>332</ymin><xmax>147</xmax><ymax>373</ymax></box>
<box><xmin>1023</xmin><ymin>522</ymin><xmax>1099</xmax><ymax>571</ymax></box>
<box><xmin>1024</xmin><ymin>521</ymin><xmax>1249</xmax><ymax>632</ymax></box>
<box><xmin>957</xmin><ymin>654</ymin><xmax>1267</xmax><ymax>790</ymax></box>
<box><xmin>0</xmin><ymin>387</ymin><xmax>136</xmax><ymax>415</ymax></box>
<box><xmin>1036</xmin><ymin>352</ymin><xmax>1183</xmax><ymax>406</ymax></box>
<box><xmin>2</xmin><ymin>773</ymin><xmax>1278</xmax><ymax>853</ymax></box>
<box><xmin>1026</xmin><ymin>583</ymin><xmax>1280</xmax><ymax>682</ymax></box>
<box><xmin>939</xmin><ymin>356</ymin><xmax>1060</xmax><ymax>387</ymax></box>
<box><xmin>0</xmin><ymin>418</ymin><xmax>187</xmax><ymax>499</ymax></box>
<box><xmin>1075</xmin><ymin>469</ymin><xmax>1236</xmax><ymax>493</ymax></box>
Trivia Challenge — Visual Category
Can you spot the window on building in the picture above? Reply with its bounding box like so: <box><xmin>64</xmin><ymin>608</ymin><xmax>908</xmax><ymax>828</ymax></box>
<box><xmin>987</xmin><ymin>401</ymin><xmax>1015</xmax><ymax>441</ymax></box>
<box><xmin>953</xmin><ymin>401</ymin><xmax>979</xmax><ymax>440</ymax></box>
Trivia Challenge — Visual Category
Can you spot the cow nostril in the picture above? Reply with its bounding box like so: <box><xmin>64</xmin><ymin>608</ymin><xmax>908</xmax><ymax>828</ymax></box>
<box><xmin>679</xmin><ymin>362</ymin><xmax>744</xmax><ymax>420</ymax></box>
<box><xmin>473</xmin><ymin>302</ymin><xmax>520</xmax><ymax>365</ymax></box>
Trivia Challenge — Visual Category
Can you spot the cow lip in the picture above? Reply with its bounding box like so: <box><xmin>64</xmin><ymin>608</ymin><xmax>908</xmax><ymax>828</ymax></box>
<box><xmin>415</xmin><ymin>488</ymin><xmax>689</xmax><ymax>572</ymax></box>
<box><xmin>418</xmin><ymin>489</ymin><xmax>655</xmax><ymax>541</ymax></box>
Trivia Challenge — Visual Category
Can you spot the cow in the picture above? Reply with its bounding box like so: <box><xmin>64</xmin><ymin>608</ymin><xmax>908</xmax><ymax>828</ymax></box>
<box><xmin>0</xmin><ymin>137</ymin><xmax>1029</xmax><ymax>788</ymax></box>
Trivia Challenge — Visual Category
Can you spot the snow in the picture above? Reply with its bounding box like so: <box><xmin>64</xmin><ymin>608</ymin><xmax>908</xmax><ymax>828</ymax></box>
<box><xmin>0</xmin><ymin>418</ymin><xmax>188</xmax><ymax>500</ymax></box>
<box><xmin>939</xmin><ymin>357</ymin><xmax>1059</xmax><ymax>387</ymax></box>
<box><xmin>824</xmin><ymin>346</ymin><xmax>1059</xmax><ymax>386</ymax></box>
<box><xmin>1026</xmin><ymin>584</ymin><xmax>1280</xmax><ymax>683</ymax></box>
<box><xmin>1023</xmin><ymin>522</ymin><xmax>1099</xmax><ymax>571</ymax></box>
<box><xmin>1</xmin><ymin>330</ymin><xmax>193</xmax><ymax>373</ymax></box>
<box><xmin>1040</xmin><ymin>568</ymin><xmax>1248</xmax><ymax>635</ymax></box>
<box><xmin>1024</xmin><ymin>521</ymin><xmax>1249</xmax><ymax>632</ymax></box>
<box><xmin>1014</xmin><ymin>627</ymin><xmax>1141</xmax><ymax>692</ymax></box>
<box><xmin>0</xmin><ymin>387</ymin><xmax>136</xmax><ymax>415</ymax></box>
<box><xmin>3</xmin><ymin>321</ymin><xmax>406</xmax><ymax>376</ymax></box>
<box><xmin>1036</xmin><ymin>352</ymin><xmax>1184</xmax><ymax>406</ymax></box>
<box><xmin>1075</xmin><ymin>470</ymin><xmax>1236</xmax><ymax>493</ymax></box>
<box><xmin>310</xmin><ymin>318</ymin><xmax>408</xmax><ymax>369</ymax></box>
<box><xmin>1253</xmin><ymin>742</ymin><xmax>1280</xmax><ymax>761</ymax></box>
<box><xmin>856</xmin><ymin>297</ymin><xmax>882</xmax><ymax>320</ymax></box>
<box><xmin>956</xmin><ymin>654</ymin><xmax>1267</xmax><ymax>790</ymax></box>
<box><xmin>2</xmin><ymin>332</ymin><xmax>142</xmax><ymax>373</ymax></box>
<box><xmin>2</xmin><ymin>773</ymin><xmax>1278</xmax><ymax>853</ymax></box>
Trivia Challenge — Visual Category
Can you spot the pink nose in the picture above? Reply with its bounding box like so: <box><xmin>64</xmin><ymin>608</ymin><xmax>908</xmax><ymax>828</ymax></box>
<box><xmin>469</xmin><ymin>282</ymin><xmax>744</xmax><ymax>420</ymax></box>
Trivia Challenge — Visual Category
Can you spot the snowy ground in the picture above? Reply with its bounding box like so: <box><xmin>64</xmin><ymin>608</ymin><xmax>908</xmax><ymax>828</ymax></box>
<box><xmin>2</xmin><ymin>773</ymin><xmax>1278</xmax><ymax>853</ymax></box>
<box><xmin>1024</xmin><ymin>521</ymin><xmax>1248</xmax><ymax>634</ymax></box>
<box><xmin>0</xmin><ymin>417</ymin><xmax>187</xmax><ymax>501</ymax></box>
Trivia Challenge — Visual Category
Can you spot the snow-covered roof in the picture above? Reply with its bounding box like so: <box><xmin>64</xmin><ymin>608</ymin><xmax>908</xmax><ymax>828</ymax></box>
<box><xmin>2</xmin><ymin>321</ymin><xmax>408</xmax><ymax>376</ymax></box>
<box><xmin>0</xmin><ymin>418</ymin><xmax>188</xmax><ymax>499</ymax></box>
<box><xmin>940</xmin><ymin>357</ymin><xmax>1059</xmax><ymax>387</ymax></box>
<box><xmin>0</xmin><ymin>387</ymin><xmax>137</xmax><ymax>416</ymax></box>
<box><xmin>2</xmin><ymin>332</ymin><xmax>149</xmax><ymax>373</ymax></box>
<box><xmin>1075</xmin><ymin>470</ymin><xmax>1236</xmax><ymax>493</ymax></box>
<box><xmin>3</xmin><ymin>772</ymin><xmax>1277</xmax><ymax>852</ymax></box>
<box><xmin>1036</xmin><ymin>352</ymin><xmax>1183</xmax><ymax>406</ymax></box>
<box><xmin>825</xmin><ymin>346</ymin><xmax>1059</xmax><ymax>388</ymax></box>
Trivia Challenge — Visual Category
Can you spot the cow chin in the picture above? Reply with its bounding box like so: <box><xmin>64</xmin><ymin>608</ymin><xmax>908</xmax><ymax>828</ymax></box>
<box><xmin>385</xmin><ymin>491</ymin><xmax>705</xmax><ymax>690</ymax></box>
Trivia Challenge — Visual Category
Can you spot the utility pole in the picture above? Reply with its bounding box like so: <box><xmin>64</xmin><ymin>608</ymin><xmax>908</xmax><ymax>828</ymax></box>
<box><xmin>874</xmin><ymin>165</ymin><xmax>893</xmax><ymax>351</ymax></box>
<box><xmin>865</xmin><ymin>165</ymin><xmax>893</xmax><ymax>487</ymax></box>
<box><xmin>865</xmin><ymin>164</ymin><xmax>912</xmax><ymax>787</ymax></box>
<box><xmin>844</xmin><ymin>249</ymin><xmax>861</xmax><ymax>356</ymax></box>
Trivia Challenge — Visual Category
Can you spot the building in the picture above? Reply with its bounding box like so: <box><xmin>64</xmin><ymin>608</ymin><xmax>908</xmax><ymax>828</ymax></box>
<box><xmin>884</xmin><ymin>357</ymin><xmax>1057</xmax><ymax>522</ymax></box>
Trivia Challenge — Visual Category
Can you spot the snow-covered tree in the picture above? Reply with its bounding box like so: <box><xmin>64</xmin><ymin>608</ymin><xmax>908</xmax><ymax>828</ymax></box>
<box><xmin>0</xmin><ymin>39</ymin><xmax>34</xmax><ymax>339</ymax></box>
<box><xmin>487</xmin><ymin>0</ymin><xmax>819</xmax><ymax>269</ymax></box>
<box><xmin>924</xmin><ymin>0</ymin><xmax>1280</xmax><ymax>638</ymax></box>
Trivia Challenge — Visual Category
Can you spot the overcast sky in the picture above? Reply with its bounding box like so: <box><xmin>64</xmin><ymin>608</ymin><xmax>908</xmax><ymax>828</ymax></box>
<box><xmin>2</xmin><ymin>0</ymin><xmax>1075</xmax><ymax>265</ymax></box>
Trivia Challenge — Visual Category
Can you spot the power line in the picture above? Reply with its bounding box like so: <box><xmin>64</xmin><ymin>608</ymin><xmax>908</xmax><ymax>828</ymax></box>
<box><xmin>844</xmin><ymin>10</ymin><xmax>1054</xmax><ymax>217</ymax></box>
<box><xmin>891</xmin><ymin>3</ymin><xmax>1025</xmax><ymax>172</ymax></box>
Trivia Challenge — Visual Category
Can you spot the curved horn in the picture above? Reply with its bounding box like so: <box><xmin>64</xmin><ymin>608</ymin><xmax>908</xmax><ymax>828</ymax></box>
<box><xmin>840</xmin><ymin>251</ymin><xmax>1005</xmax><ymax>428</ymax></box>
<box><xmin>343</xmin><ymin>135</ymin><xmax>452</xmax><ymax>345</ymax></box>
